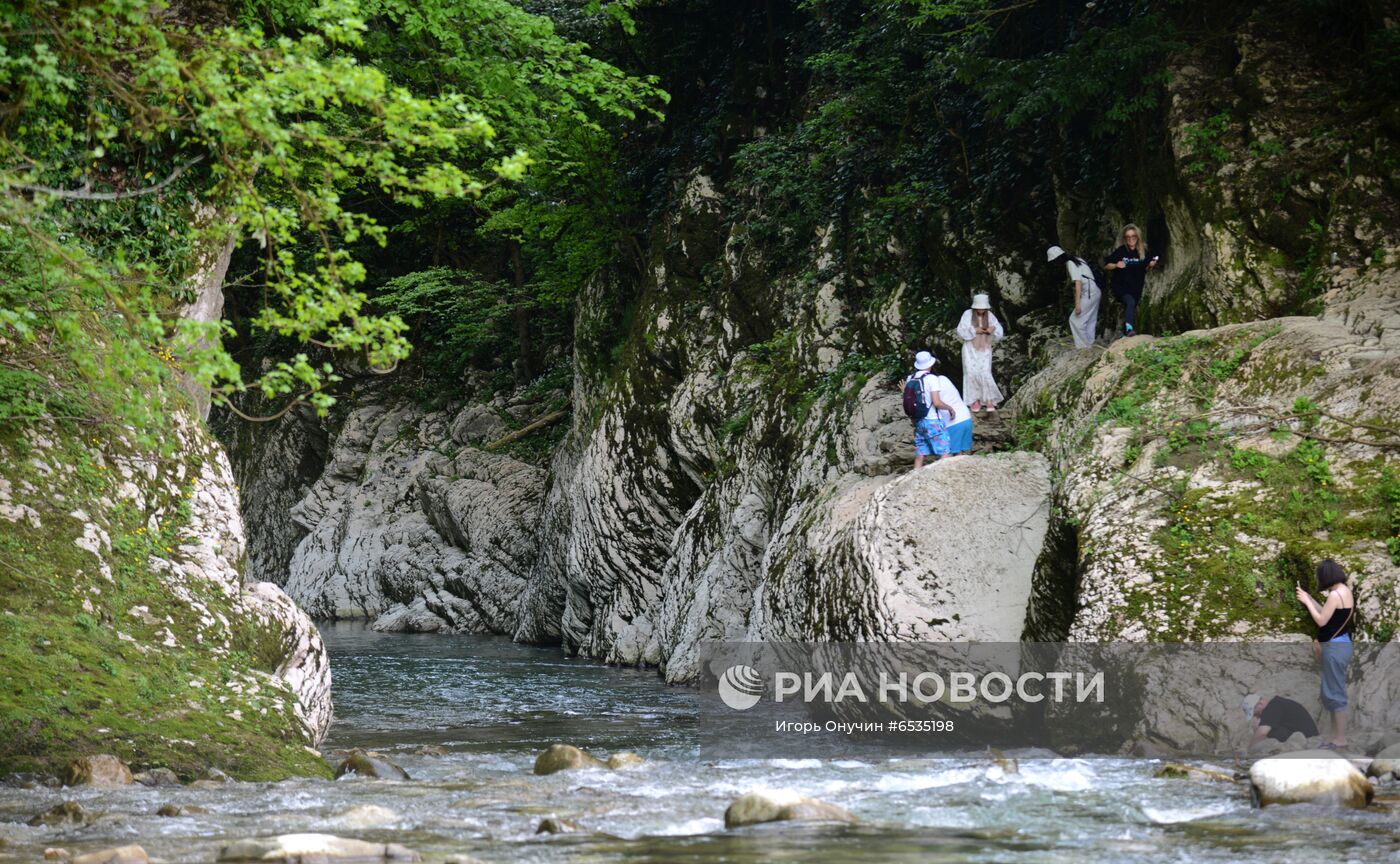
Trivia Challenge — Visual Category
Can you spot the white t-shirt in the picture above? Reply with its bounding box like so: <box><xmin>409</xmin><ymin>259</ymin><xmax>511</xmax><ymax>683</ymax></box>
<box><xmin>933</xmin><ymin>374</ymin><xmax>971</xmax><ymax>426</ymax></box>
<box><xmin>1066</xmin><ymin>259</ymin><xmax>1096</xmax><ymax>289</ymax></box>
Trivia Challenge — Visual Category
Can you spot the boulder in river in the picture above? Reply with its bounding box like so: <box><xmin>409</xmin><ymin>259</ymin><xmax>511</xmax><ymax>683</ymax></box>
<box><xmin>329</xmin><ymin>804</ymin><xmax>400</xmax><ymax>828</ymax></box>
<box><xmin>536</xmin><ymin>817</ymin><xmax>579</xmax><ymax>834</ymax></box>
<box><xmin>64</xmin><ymin>755</ymin><xmax>133</xmax><ymax>787</ymax></box>
<box><xmin>606</xmin><ymin>752</ymin><xmax>644</xmax><ymax>770</ymax></box>
<box><xmin>71</xmin><ymin>846</ymin><xmax>148</xmax><ymax>864</ymax></box>
<box><xmin>334</xmin><ymin>749</ymin><xmax>411</xmax><ymax>780</ymax></box>
<box><xmin>1154</xmin><ymin>763</ymin><xmax>1236</xmax><ymax>783</ymax></box>
<box><xmin>1366</xmin><ymin>742</ymin><xmax>1400</xmax><ymax>779</ymax></box>
<box><xmin>156</xmin><ymin>804</ymin><xmax>210</xmax><ymax>817</ymax></box>
<box><xmin>28</xmin><ymin>801</ymin><xmax>94</xmax><ymax>827</ymax></box>
<box><xmin>1250</xmin><ymin>751</ymin><xmax>1374</xmax><ymax>808</ymax></box>
<box><xmin>217</xmin><ymin>834</ymin><xmax>420</xmax><ymax>861</ymax></box>
<box><xmin>724</xmin><ymin>789</ymin><xmax>856</xmax><ymax>828</ymax></box>
<box><xmin>533</xmin><ymin>744</ymin><xmax>604</xmax><ymax>775</ymax></box>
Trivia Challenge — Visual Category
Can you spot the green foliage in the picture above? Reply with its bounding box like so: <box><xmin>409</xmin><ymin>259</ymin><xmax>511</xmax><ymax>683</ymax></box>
<box><xmin>1182</xmin><ymin>112</ymin><xmax>1233</xmax><ymax>174</ymax></box>
<box><xmin>0</xmin><ymin>0</ymin><xmax>663</xmax><ymax>429</ymax></box>
<box><xmin>374</xmin><ymin>268</ymin><xmax>512</xmax><ymax>381</ymax></box>
<box><xmin>959</xmin><ymin>12</ymin><xmax>1181</xmax><ymax>139</ymax></box>
<box><xmin>1374</xmin><ymin>466</ymin><xmax>1400</xmax><ymax>565</ymax></box>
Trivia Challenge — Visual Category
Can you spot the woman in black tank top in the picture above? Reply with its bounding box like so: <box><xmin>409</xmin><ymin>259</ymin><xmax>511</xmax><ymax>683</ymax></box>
<box><xmin>1296</xmin><ymin>559</ymin><xmax>1354</xmax><ymax>748</ymax></box>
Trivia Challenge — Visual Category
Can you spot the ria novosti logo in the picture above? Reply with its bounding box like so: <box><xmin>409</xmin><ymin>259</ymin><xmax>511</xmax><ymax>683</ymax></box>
<box><xmin>718</xmin><ymin>664</ymin><xmax>764</xmax><ymax>710</ymax></box>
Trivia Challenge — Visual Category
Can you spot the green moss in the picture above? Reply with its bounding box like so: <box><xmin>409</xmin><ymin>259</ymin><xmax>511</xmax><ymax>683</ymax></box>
<box><xmin>1115</xmin><ymin>436</ymin><xmax>1389</xmax><ymax>640</ymax></box>
<box><xmin>0</xmin><ymin>427</ymin><xmax>331</xmax><ymax>781</ymax></box>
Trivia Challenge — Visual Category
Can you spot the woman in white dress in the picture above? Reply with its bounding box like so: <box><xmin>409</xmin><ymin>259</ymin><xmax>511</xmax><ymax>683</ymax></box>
<box><xmin>956</xmin><ymin>293</ymin><xmax>1004</xmax><ymax>412</ymax></box>
<box><xmin>1047</xmin><ymin>245</ymin><xmax>1099</xmax><ymax>349</ymax></box>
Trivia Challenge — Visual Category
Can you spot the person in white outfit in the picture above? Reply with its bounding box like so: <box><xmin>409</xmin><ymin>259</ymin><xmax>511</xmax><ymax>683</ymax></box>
<box><xmin>1047</xmin><ymin>245</ymin><xmax>1099</xmax><ymax>349</ymax></box>
<box><xmin>956</xmin><ymin>293</ymin><xmax>1004</xmax><ymax>412</ymax></box>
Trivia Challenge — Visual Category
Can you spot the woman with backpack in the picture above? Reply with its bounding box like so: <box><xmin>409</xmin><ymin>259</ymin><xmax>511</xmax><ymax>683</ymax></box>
<box><xmin>904</xmin><ymin>351</ymin><xmax>951</xmax><ymax>469</ymax></box>
<box><xmin>1046</xmin><ymin>245</ymin><xmax>1100</xmax><ymax>349</ymax></box>
<box><xmin>956</xmin><ymin>293</ymin><xmax>1004</xmax><ymax>412</ymax></box>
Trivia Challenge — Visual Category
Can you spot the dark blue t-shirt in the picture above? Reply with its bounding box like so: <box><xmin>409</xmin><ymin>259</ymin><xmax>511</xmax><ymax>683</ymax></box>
<box><xmin>1104</xmin><ymin>244</ymin><xmax>1154</xmax><ymax>299</ymax></box>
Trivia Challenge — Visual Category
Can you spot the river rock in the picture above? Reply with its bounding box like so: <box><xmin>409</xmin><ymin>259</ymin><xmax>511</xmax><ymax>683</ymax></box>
<box><xmin>64</xmin><ymin>755</ymin><xmax>133</xmax><ymax>787</ymax></box>
<box><xmin>1155</xmin><ymin>763</ymin><xmax>1236</xmax><ymax>783</ymax></box>
<box><xmin>335</xmin><ymin>749</ymin><xmax>410</xmax><ymax>780</ymax></box>
<box><xmin>1367</xmin><ymin>742</ymin><xmax>1400</xmax><ymax>779</ymax></box>
<box><xmin>535</xmin><ymin>817</ymin><xmax>578</xmax><ymax>834</ymax></box>
<box><xmin>133</xmin><ymin>767</ymin><xmax>181</xmax><ymax>787</ymax></box>
<box><xmin>71</xmin><ymin>846</ymin><xmax>148</xmax><ymax>864</ymax></box>
<box><xmin>533</xmin><ymin>744</ymin><xmax>605</xmax><ymax>775</ymax></box>
<box><xmin>44</xmin><ymin>850</ymin><xmax>69</xmax><ymax>861</ymax></box>
<box><xmin>724</xmin><ymin>789</ymin><xmax>856</xmax><ymax>828</ymax></box>
<box><xmin>1249</xmin><ymin>751</ymin><xmax>1374</xmax><ymax>808</ymax></box>
<box><xmin>157</xmin><ymin>804</ymin><xmax>210</xmax><ymax>817</ymax></box>
<box><xmin>29</xmin><ymin>802</ymin><xmax>94</xmax><ymax>827</ymax></box>
<box><xmin>218</xmin><ymin>834</ymin><xmax>420</xmax><ymax>861</ymax></box>
<box><xmin>329</xmin><ymin>804</ymin><xmax>400</xmax><ymax>828</ymax></box>
<box><xmin>3</xmin><ymin>772</ymin><xmax>60</xmax><ymax>789</ymax></box>
<box><xmin>606</xmin><ymin>752</ymin><xmax>644</xmax><ymax>770</ymax></box>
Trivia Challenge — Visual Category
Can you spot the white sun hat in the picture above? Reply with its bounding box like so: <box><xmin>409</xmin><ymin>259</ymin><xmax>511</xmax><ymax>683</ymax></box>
<box><xmin>1242</xmin><ymin>693</ymin><xmax>1262</xmax><ymax>720</ymax></box>
<box><xmin>1046</xmin><ymin>245</ymin><xmax>1066</xmax><ymax>262</ymax></box>
<box><xmin>913</xmin><ymin>351</ymin><xmax>936</xmax><ymax>371</ymax></box>
<box><xmin>971</xmin><ymin>293</ymin><xmax>991</xmax><ymax>310</ymax></box>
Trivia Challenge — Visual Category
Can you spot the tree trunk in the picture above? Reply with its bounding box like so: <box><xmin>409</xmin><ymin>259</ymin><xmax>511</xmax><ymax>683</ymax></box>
<box><xmin>510</xmin><ymin>241</ymin><xmax>533</xmax><ymax>384</ymax></box>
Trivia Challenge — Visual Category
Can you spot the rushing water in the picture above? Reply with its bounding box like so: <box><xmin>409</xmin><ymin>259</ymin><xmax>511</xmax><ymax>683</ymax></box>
<box><xmin>2</xmin><ymin>624</ymin><xmax>1398</xmax><ymax>863</ymax></box>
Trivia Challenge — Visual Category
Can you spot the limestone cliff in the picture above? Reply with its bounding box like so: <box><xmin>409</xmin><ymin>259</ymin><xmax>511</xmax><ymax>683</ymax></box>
<box><xmin>0</xmin><ymin>413</ymin><xmax>332</xmax><ymax>779</ymax></box>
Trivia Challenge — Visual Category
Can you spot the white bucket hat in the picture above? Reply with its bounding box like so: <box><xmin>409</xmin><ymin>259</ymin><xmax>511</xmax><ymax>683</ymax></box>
<box><xmin>971</xmin><ymin>293</ymin><xmax>991</xmax><ymax>310</ymax></box>
<box><xmin>1046</xmin><ymin>245</ymin><xmax>1066</xmax><ymax>262</ymax></box>
<box><xmin>1241</xmin><ymin>693</ymin><xmax>1262</xmax><ymax>720</ymax></box>
<box><xmin>913</xmin><ymin>351</ymin><xmax>936</xmax><ymax>371</ymax></box>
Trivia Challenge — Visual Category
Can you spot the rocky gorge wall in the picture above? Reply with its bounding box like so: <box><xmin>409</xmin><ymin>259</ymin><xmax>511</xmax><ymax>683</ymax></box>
<box><xmin>222</xmin><ymin>0</ymin><xmax>1399</xmax><ymax>714</ymax></box>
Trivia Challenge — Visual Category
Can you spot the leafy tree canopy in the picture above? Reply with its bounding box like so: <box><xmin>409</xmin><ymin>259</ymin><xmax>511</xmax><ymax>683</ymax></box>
<box><xmin>0</xmin><ymin>0</ymin><xmax>662</xmax><ymax>435</ymax></box>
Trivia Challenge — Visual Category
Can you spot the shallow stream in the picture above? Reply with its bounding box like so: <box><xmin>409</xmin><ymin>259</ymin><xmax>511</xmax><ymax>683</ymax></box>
<box><xmin>2</xmin><ymin>625</ymin><xmax>1397</xmax><ymax>862</ymax></box>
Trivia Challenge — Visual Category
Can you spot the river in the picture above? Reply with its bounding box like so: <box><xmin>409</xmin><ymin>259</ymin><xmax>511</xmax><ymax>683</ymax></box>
<box><xmin>2</xmin><ymin>624</ymin><xmax>1397</xmax><ymax>862</ymax></box>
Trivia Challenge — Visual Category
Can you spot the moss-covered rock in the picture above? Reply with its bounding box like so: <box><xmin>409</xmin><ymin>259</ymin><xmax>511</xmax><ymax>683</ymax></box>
<box><xmin>532</xmin><ymin>743</ymin><xmax>605</xmax><ymax>775</ymax></box>
<box><xmin>1011</xmin><ymin>264</ymin><xmax>1400</xmax><ymax>641</ymax></box>
<box><xmin>0</xmin><ymin>411</ymin><xmax>332</xmax><ymax>781</ymax></box>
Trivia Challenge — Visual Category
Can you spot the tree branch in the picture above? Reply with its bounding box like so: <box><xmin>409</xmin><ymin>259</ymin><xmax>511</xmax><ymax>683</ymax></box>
<box><xmin>484</xmin><ymin>409</ymin><xmax>569</xmax><ymax>450</ymax></box>
<box><xmin>10</xmin><ymin>154</ymin><xmax>205</xmax><ymax>201</ymax></box>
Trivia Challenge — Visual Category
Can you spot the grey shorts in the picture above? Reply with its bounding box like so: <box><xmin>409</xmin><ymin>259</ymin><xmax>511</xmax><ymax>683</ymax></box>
<box><xmin>1320</xmin><ymin>637</ymin><xmax>1352</xmax><ymax>712</ymax></box>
